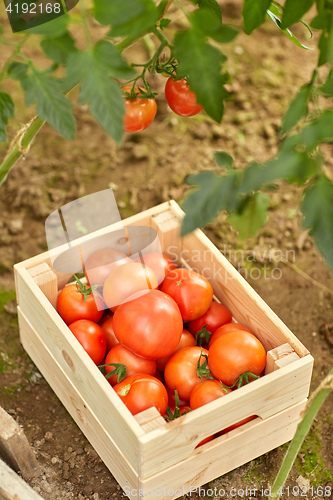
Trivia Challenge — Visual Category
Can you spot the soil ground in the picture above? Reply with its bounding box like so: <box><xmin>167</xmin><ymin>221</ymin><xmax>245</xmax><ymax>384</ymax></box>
<box><xmin>1</xmin><ymin>2</ymin><xmax>333</xmax><ymax>500</ymax></box>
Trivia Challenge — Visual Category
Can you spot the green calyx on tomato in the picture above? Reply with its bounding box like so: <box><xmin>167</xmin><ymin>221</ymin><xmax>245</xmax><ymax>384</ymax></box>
<box><xmin>196</xmin><ymin>351</ymin><xmax>214</xmax><ymax>381</ymax></box>
<box><xmin>195</xmin><ymin>324</ymin><xmax>211</xmax><ymax>347</ymax></box>
<box><xmin>223</xmin><ymin>371</ymin><xmax>260</xmax><ymax>390</ymax></box>
<box><xmin>99</xmin><ymin>362</ymin><xmax>127</xmax><ymax>384</ymax></box>
<box><xmin>165</xmin><ymin>389</ymin><xmax>191</xmax><ymax>422</ymax></box>
<box><xmin>73</xmin><ymin>274</ymin><xmax>103</xmax><ymax>303</ymax></box>
<box><xmin>122</xmin><ymin>85</ymin><xmax>157</xmax><ymax>101</ymax></box>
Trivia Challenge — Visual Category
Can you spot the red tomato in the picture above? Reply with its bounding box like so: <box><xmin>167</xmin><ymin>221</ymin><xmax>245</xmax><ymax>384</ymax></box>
<box><xmin>208</xmin><ymin>331</ymin><xmax>266</xmax><ymax>386</ymax></box>
<box><xmin>187</xmin><ymin>302</ymin><xmax>233</xmax><ymax>345</ymax></box>
<box><xmin>103</xmin><ymin>262</ymin><xmax>158</xmax><ymax>311</ymax></box>
<box><xmin>113</xmin><ymin>290</ymin><xmax>183</xmax><ymax>359</ymax></box>
<box><xmin>85</xmin><ymin>249</ymin><xmax>130</xmax><ymax>286</ymax></box>
<box><xmin>218</xmin><ymin>415</ymin><xmax>257</xmax><ymax>435</ymax></box>
<box><xmin>69</xmin><ymin>320</ymin><xmax>106</xmax><ymax>365</ymax></box>
<box><xmin>165</xmin><ymin>78</ymin><xmax>203</xmax><ymax>117</ymax></box>
<box><xmin>197</xmin><ymin>435</ymin><xmax>214</xmax><ymax>447</ymax></box>
<box><xmin>123</xmin><ymin>86</ymin><xmax>157</xmax><ymax>133</ymax></box>
<box><xmin>114</xmin><ymin>374</ymin><xmax>168</xmax><ymax>416</ymax></box>
<box><xmin>190</xmin><ymin>380</ymin><xmax>231</xmax><ymax>410</ymax></box>
<box><xmin>98</xmin><ymin>309</ymin><xmax>113</xmax><ymax>325</ymax></box>
<box><xmin>100</xmin><ymin>316</ymin><xmax>119</xmax><ymax>352</ymax></box>
<box><xmin>104</xmin><ymin>344</ymin><xmax>156</xmax><ymax>386</ymax></box>
<box><xmin>161</xmin><ymin>268</ymin><xmax>213</xmax><ymax>322</ymax></box>
<box><xmin>135</xmin><ymin>252</ymin><xmax>177</xmax><ymax>288</ymax></box>
<box><xmin>210</xmin><ymin>322</ymin><xmax>254</xmax><ymax>347</ymax></box>
<box><xmin>57</xmin><ymin>283</ymin><xmax>104</xmax><ymax>326</ymax></box>
<box><xmin>156</xmin><ymin>329</ymin><xmax>196</xmax><ymax>371</ymax></box>
<box><xmin>164</xmin><ymin>346</ymin><xmax>211</xmax><ymax>400</ymax></box>
<box><xmin>166</xmin><ymin>387</ymin><xmax>189</xmax><ymax>409</ymax></box>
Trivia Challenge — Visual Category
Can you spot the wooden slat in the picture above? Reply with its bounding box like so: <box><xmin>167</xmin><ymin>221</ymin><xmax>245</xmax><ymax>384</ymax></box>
<box><xmin>16</xmin><ymin>270</ymin><xmax>144</xmax><ymax>473</ymax></box>
<box><xmin>27</xmin><ymin>263</ymin><xmax>58</xmax><ymax>310</ymax></box>
<box><xmin>151</xmin><ymin>210</ymin><xmax>183</xmax><ymax>263</ymax></box>
<box><xmin>0</xmin><ymin>407</ymin><xmax>38</xmax><ymax>480</ymax></box>
<box><xmin>138</xmin><ymin>399</ymin><xmax>306</xmax><ymax>499</ymax></box>
<box><xmin>18</xmin><ymin>309</ymin><xmax>139</xmax><ymax>491</ymax></box>
<box><xmin>265</xmin><ymin>343</ymin><xmax>299</xmax><ymax>374</ymax></box>
<box><xmin>0</xmin><ymin>458</ymin><xmax>43</xmax><ymax>500</ymax></box>
<box><xmin>137</xmin><ymin>355</ymin><xmax>313</xmax><ymax>478</ymax></box>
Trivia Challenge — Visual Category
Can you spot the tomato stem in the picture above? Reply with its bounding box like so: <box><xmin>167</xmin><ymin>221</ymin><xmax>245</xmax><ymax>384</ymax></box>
<box><xmin>99</xmin><ymin>362</ymin><xmax>127</xmax><ymax>383</ymax></box>
<box><xmin>196</xmin><ymin>351</ymin><xmax>215</xmax><ymax>381</ymax></box>
<box><xmin>195</xmin><ymin>324</ymin><xmax>211</xmax><ymax>347</ymax></box>
<box><xmin>73</xmin><ymin>274</ymin><xmax>104</xmax><ymax>303</ymax></box>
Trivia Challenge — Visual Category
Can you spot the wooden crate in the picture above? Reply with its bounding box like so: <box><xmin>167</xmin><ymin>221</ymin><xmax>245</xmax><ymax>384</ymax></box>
<box><xmin>14</xmin><ymin>200</ymin><xmax>313</xmax><ymax>499</ymax></box>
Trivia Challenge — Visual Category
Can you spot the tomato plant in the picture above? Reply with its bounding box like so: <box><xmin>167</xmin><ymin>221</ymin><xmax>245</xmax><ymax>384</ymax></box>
<box><xmin>113</xmin><ymin>374</ymin><xmax>168</xmax><ymax>416</ymax></box>
<box><xmin>156</xmin><ymin>328</ymin><xmax>196</xmax><ymax>371</ymax></box>
<box><xmin>164</xmin><ymin>346</ymin><xmax>212</xmax><ymax>401</ymax></box>
<box><xmin>103</xmin><ymin>262</ymin><xmax>158</xmax><ymax>311</ymax></box>
<box><xmin>164</xmin><ymin>78</ymin><xmax>203</xmax><ymax>117</ymax></box>
<box><xmin>69</xmin><ymin>319</ymin><xmax>107</xmax><ymax>365</ymax></box>
<box><xmin>122</xmin><ymin>86</ymin><xmax>157</xmax><ymax>133</ymax></box>
<box><xmin>208</xmin><ymin>330</ymin><xmax>266</xmax><ymax>386</ymax></box>
<box><xmin>161</xmin><ymin>268</ymin><xmax>213</xmax><ymax>322</ymax></box>
<box><xmin>103</xmin><ymin>344</ymin><xmax>156</xmax><ymax>386</ymax></box>
<box><xmin>57</xmin><ymin>276</ymin><xmax>104</xmax><ymax>326</ymax></box>
<box><xmin>209</xmin><ymin>323</ymin><xmax>253</xmax><ymax>346</ymax></box>
<box><xmin>85</xmin><ymin>249</ymin><xmax>130</xmax><ymax>286</ymax></box>
<box><xmin>113</xmin><ymin>289</ymin><xmax>183</xmax><ymax>359</ymax></box>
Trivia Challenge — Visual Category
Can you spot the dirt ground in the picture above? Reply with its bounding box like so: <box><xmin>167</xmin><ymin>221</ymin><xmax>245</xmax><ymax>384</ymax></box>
<box><xmin>1</xmin><ymin>1</ymin><xmax>333</xmax><ymax>499</ymax></box>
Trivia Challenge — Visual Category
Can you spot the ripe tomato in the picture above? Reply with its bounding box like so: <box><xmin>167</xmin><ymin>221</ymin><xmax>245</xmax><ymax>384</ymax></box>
<box><xmin>164</xmin><ymin>346</ymin><xmax>211</xmax><ymax>401</ymax></box>
<box><xmin>190</xmin><ymin>380</ymin><xmax>231</xmax><ymax>410</ymax></box>
<box><xmin>166</xmin><ymin>387</ymin><xmax>189</xmax><ymax>409</ymax></box>
<box><xmin>135</xmin><ymin>252</ymin><xmax>177</xmax><ymax>288</ymax></box>
<box><xmin>103</xmin><ymin>262</ymin><xmax>158</xmax><ymax>311</ymax></box>
<box><xmin>85</xmin><ymin>249</ymin><xmax>130</xmax><ymax>286</ymax></box>
<box><xmin>156</xmin><ymin>329</ymin><xmax>196</xmax><ymax>371</ymax></box>
<box><xmin>164</xmin><ymin>78</ymin><xmax>203</xmax><ymax>117</ymax></box>
<box><xmin>208</xmin><ymin>331</ymin><xmax>266</xmax><ymax>386</ymax></box>
<box><xmin>210</xmin><ymin>323</ymin><xmax>254</xmax><ymax>347</ymax></box>
<box><xmin>57</xmin><ymin>283</ymin><xmax>104</xmax><ymax>326</ymax></box>
<box><xmin>100</xmin><ymin>316</ymin><xmax>119</xmax><ymax>352</ymax></box>
<box><xmin>113</xmin><ymin>290</ymin><xmax>183</xmax><ymax>359</ymax></box>
<box><xmin>69</xmin><ymin>319</ymin><xmax>107</xmax><ymax>365</ymax></box>
<box><xmin>218</xmin><ymin>415</ymin><xmax>257</xmax><ymax>435</ymax></box>
<box><xmin>187</xmin><ymin>302</ymin><xmax>233</xmax><ymax>345</ymax></box>
<box><xmin>104</xmin><ymin>344</ymin><xmax>156</xmax><ymax>386</ymax></box>
<box><xmin>161</xmin><ymin>268</ymin><xmax>213</xmax><ymax>322</ymax></box>
<box><xmin>114</xmin><ymin>374</ymin><xmax>168</xmax><ymax>416</ymax></box>
<box><xmin>122</xmin><ymin>86</ymin><xmax>157</xmax><ymax>133</ymax></box>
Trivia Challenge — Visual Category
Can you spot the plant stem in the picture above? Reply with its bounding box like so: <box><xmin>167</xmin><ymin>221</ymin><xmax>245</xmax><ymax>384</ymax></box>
<box><xmin>0</xmin><ymin>34</ymin><xmax>30</xmax><ymax>83</ymax></box>
<box><xmin>271</xmin><ymin>368</ymin><xmax>333</xmax><ymax>499</ymax></box>
<box><xmin>80</xmin><ymin>0</ymin><xmax>92</xmax><ymax>49</ymax></box>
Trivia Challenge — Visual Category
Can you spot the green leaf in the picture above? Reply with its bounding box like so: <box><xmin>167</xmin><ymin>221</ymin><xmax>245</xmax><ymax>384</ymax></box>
<box><xmin>94</xmin><ymin>0</ymin><xmax>159</xmax><ymax>38</ymax></box>
<box><xmin>65</xmin><ymin>47</ymin><xmax>125</xmax><ymax>144</ymax></box>
<box><xmin>266</xmin><ymin>10</ymin><xmax>313</xmax><ymax>49</ymax></box>
<box><xmin>198</xmin><ymin>0</ymin><xmax>222</xmax><ymax>22</ymax></box>
<box><xmin>281</xmin><ymin>0</ymin><xmax>314</xmax><ymax>29</ymax></box>
<box><xmin>8</xmin><ymin>62</ymin><xmax>28</xmax><ymax>80</ymax></box>
<box><xmin>181</xmin><ymin>171</ymin><xmax>240</xmax><ymax>236</ymax></box>
<box><xmin>20</xmin><ymin>69</ymin><xmax>76</xmax><ymax>140</ymax></box>
<box><xmin>175</xmin><ymin>30</ymin><xmax>228</xmax><ymax>122</ymax></box>
<box><xmin>242</xmin><ymin>0</ymin><xmax>271</xmax><ymax>34</ymax></box>
<box><xmin>281</xmin><ymin>84</ymin><xmax>311</xmax><ymax>133</ymax></box>
<box><xmin>191</xmin><ymin>10</ymin><xmax>238</xmax><ymax>43</ymax></box>
<box><xmin>41</xmin><ymin>33</ymin><xmax>77</xmax><ymax>65</ymax></box>
<box><xmin>320</xmin><ymin>70</ymin><xmax>333</xmax><ymax>96</ymax></box>
<box><xmin>299</xmin><ymin>110</ymin><xmax>333</xmax><ymax>150</ymax></box>
<box><xmin>93</xmin><ymin>40</ymin><xmax>136</xmax><ymax>79</ymax></box>
<box><xmin>160</xmin><ymin>18</ymin><xmax>171</xmax><ymax>29</ymax></box>
<box><xmin>0</xmin><ymin>91</ymin><xmax>15</xmax><ymax>142</ymax></box>
<box><xmin>227</xmin><ymin>193</ymin><xmax>270</xmax><ymax>239</ymax></box>
<box><xmin>302</xmin><ymin>176</ymin><xmax>333</xmax><ymax>269</ymax></box>
<box><xmin>310</xmin><ymin>12</ymin><xmax>329</xmax><ymax>29</ymax></box>
<box><xmin>27</xmin><ymin>15</ymin><xmax>69</xmax><ymax>37</ymax></box>
<box><xmin>214</xmin><ymin>151</ymin><xmax>233</xmax><ymax>170</ymax></box>
<box><xmin>318</xmin><ymin>19</ymin><xmax>333</xmax><ymax>66</ymax></box>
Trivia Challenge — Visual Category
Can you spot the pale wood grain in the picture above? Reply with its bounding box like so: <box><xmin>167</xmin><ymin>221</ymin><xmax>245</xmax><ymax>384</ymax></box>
<box><xmin>265</xmin><ymin>343</ymin><xmax>299</xmax><ymax>374</ymax></box>
<box><xmin>0</xmin><ymin>407</ymin><xmax>38</xmax><ymax>480</ymax></box>
<box><xmin>0</xmin><ymin>458</ymin><xmax>43</xmax><ymax>500</ymax></box>
<box><xmin>28</xmin><ymin>263</ymin><xmax>58</xmax><ymax>311</ymax></box>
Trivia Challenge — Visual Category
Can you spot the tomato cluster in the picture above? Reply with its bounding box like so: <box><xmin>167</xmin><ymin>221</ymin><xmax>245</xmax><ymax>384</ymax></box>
<box><xmin>123</xmin><ymin>77</ymin><xmax>202</xmax><ymax>133</ymax></box>
<box><xmin>56</xmin><ymin>250</ymin><xmax>267</xmax><ymax>444</ymax></box>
